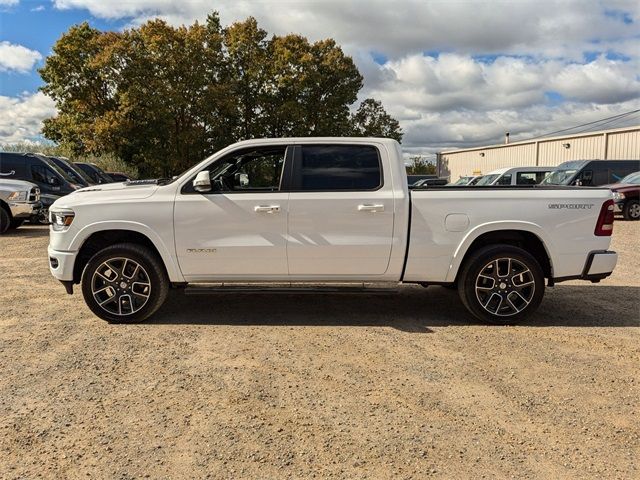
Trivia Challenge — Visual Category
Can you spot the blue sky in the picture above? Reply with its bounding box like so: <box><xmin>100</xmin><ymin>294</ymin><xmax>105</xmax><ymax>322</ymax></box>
<box><xmin>1</xmin><ymin>0</ymin><xmax>639</xmax><ymax>153</ymax></box>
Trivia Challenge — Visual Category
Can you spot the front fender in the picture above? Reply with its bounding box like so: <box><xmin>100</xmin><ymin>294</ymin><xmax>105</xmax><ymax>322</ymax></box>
<box><xmin>445</xmin><ymin>221</ymin><xmax>556</xmax><ymax>282</ymax></box>
<box><xmin>69</xmin><ymin>220</ymin><xmax>184</xmax><ymax>282</ymax></box>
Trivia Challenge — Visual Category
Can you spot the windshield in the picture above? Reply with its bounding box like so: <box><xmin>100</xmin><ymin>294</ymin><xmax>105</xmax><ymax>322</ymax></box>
<box><xmin>475</xmin><ymin>174</ymin><xmax>500</xmax><ymax>186</ymax></box>
<box><xmin>620</xmin><ymin>171</ymin><xmax>640</xmax><ymax>184</ymax></box>
<box><xmin>37</xmin><ymin>156</ymin><xmax>77</xmax><ymax>184</ymax></box>
<box><xmin>468</xmin><ymin>176</ymin><xmax>482</xmax><ymax>185</ymax></box>
<box><xmin>452</xmin><ymin>177</ymin><xmax>472</xmax><ymax>185</ymax></box>
<box><xmin>50</xmin><ymin>158</ymin><xmax>94</xmax><ymax>185</ymax></box>
<box><xmin>541</xmin><ymin>169</ymin><xmax>578</xmax><ymax>185</ymax></box>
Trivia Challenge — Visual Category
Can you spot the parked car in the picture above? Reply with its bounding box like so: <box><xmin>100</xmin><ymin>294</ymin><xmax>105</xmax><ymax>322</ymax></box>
<box><xmin>449</xmin><ymin>175</ymin><xmax>482</xmax><ymax>186</ymax></box>
<box><xmin>74</xmin><ymin>162</ymin><xmax>114</xmax><ymax>184</ymax></box>
<box><xmin>609</xmin><ymin>171</ymin><xmax>640</xmax><ymax>220</ymax></box>
<box><xmin>474</xmin><ymin>167</ymin><xmax>555</xmax><ymax>186</ymax></box>
<box><xmin>48</xmin><ymin>138</ymin><xmax>618</xmax><ymax>325</ymax></box>
<box><xmin>411</xmin><ymin>177</ymin><xmax>449</xmax><ymax>187</ymax></box>
<box><xmin>541</xmin><ymin>160</ymin><xmax>640</xmax><ymax>187</ymax></box>
<box><xmin>48</xmin><ymin>156</ymin><xmax>96</xmax><ymax>187</ymax></box>
<box><xmin>0</xmin><ymin>152</ymin><xmax>82</xmax><ymax>223</ymax></box>
<box><xmin>107</xmin><ymin>172</ymin><xmax>132</xmax><ymax>182</ymax></box>
<box><xmin>407</xmin><ymin>174</ymin><xmax>438</xmax><ymax>186</ymax></box>
<box><xmin>0</xmin><ymin>178</ymin><xmax>41</xmax><ymax>233</ymax></box>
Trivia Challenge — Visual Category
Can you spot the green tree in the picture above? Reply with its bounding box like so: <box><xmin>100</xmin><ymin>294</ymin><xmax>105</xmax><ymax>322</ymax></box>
<box><xmin>39</xmin><ymin>13</ymin><xmax>402</xmax><ymax>177</ymax></box>
<box><xmin>406</xmin><ymin>156</ymin><xmax>436</xmax><ymax>175</ymax></box>
<box><xmin>351</xmin><ymin>98</ymin><xmax>403</xmax><ymax>142</ymax></box>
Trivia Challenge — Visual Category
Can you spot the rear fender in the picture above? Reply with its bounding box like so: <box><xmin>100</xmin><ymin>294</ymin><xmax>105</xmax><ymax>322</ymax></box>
<box><xmin>445</xmin><ymin>221</ymin><xmax>555</xmax><ymax>282</ymax></box>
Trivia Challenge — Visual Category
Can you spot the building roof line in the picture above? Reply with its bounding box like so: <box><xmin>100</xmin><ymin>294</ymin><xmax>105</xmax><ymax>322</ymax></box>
<box><xmin>439</xmin><ymin>125</ymin><xmax>640</xmax><ymax>155</ymax></box>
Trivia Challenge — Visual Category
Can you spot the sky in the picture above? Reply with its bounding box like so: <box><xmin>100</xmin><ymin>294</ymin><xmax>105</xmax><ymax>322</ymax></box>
<box><xmin>0</xmin><ymin>0</ymin><xmax>639</xmax><ymax>156</ymax></box>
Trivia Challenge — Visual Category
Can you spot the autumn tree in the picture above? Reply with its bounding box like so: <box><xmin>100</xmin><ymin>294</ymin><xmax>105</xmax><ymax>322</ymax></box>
<box><xmin>40</xmin><ymin>13</ymin><xmax>402</xmax><ymax>177</ymax></box>
<box><xmin>350</xmin><ymin>98</ymin><xmax>402</xmax><ymax>142</ymax></box>
<box><xmin>406</xmin><ymin>156</ymin><xmax>437</xmax><ymax>175</ymax></box>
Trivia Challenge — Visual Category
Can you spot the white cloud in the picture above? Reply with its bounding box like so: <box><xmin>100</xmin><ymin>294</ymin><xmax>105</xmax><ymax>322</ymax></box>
<box><xmin>52</xmin><ymin>0</ymin><xmax>640</xmax><ymax>58</ymax></box>
<box><xmin>40</xmin><ymin>0</ymin><xmax>640</xmax><ymax>152</ymax></box>
<box><xmin>0</xmin><ymin>0</ymin><xmax>19</xmax><ymax>6</ymax></box>
<box><xmin>0</xmin><ymin>41</ymin><xmax>42</xmax><ymax>73</ymax></box>
<box><xmin>360</xmin><ymin>53</ymin><xmax>640</xmax><ymax>153</ymax></box>
<box><xmin>0</xmin><ymin>92</ymin><xmax>57</xmax><ymax>143</ymax></box>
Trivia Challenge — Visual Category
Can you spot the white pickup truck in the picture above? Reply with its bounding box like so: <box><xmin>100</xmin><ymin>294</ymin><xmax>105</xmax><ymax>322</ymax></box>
<box><xmin>48</xmin><ymin>138</ymin><xmax>618</xmax><ymax>324</ymax></box>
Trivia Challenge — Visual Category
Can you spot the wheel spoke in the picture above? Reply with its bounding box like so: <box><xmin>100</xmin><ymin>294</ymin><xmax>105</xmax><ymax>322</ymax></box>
<box><xmin>91</xmin><ymin>257</ymin><xmax>151</xmax><ymax>316</ymax></box>
<box><xmin>475</xmin><ymin>256</ymin><xmax>536</xmax><ymax>317</ymax></box>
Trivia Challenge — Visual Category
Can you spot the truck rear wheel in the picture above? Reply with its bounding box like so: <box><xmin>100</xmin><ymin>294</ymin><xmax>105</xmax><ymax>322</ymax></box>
<box><xmin>458</xmin><ymin>245</ymin><xmax>545</xmax><ymax>325</ymax></box>
<box><xmin>81</xmin><ymin>243</ymin><xmax>169</xmax><ymax>323</ymax></box>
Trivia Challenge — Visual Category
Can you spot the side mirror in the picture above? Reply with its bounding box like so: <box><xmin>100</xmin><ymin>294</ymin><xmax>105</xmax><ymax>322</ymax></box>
<box><xmin>193</xmin><ymin>170</ymin><xmax>211</xmax><ymax>193</ymax></box>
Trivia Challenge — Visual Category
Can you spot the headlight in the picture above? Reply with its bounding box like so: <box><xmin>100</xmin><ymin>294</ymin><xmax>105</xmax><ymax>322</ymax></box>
<box><xmin>613</xmin><ymin>192</ymin><xmax>625</xmax><ymax>201</ymax></box>
<box><xmin>7</xmin><ymin>191</ymin><xmax>27</xmax><ymax>201</ymax></box>
<box><xmin>50</xmin><ymin>210</ymin><xmax>75</xmax><ymax>231</ymax></box>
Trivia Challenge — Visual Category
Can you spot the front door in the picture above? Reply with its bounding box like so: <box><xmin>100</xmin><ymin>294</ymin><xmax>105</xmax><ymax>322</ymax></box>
<box><xmin>174</xmin><ymin>146</ymin><xmax>290</xmax><ymax>281</ymax></box>
<box><xmin>286</xmin><ymin>144</ymin><xmax>395</xmax><ymax>277</ymax></box>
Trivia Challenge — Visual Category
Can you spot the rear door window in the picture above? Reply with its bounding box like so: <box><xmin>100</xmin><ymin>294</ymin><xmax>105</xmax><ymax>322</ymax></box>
<box><xmin>496</xmin><ymin>174</ymin><xmax>512</xmax><ymax>185</ymax></box>
<box><xmin>516</xmin><ymin>172</ymin><xmax>537</xmax><ymax>185</ymax></box>
<box><xmin>291</xmin><ymin>145</ymin><xmax>382</xmax><ymax>191</ymax></box>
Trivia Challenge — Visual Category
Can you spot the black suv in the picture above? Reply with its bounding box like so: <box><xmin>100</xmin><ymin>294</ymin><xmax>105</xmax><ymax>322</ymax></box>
<box><xmin>542</xmin><ymin>160</ymin><xmax>640</xmax><ymax>186</ymax></box>
<box><xmin>0</xmin><ymin>152</ymin><xmax>82</xmax><ymax>222</ymax></box>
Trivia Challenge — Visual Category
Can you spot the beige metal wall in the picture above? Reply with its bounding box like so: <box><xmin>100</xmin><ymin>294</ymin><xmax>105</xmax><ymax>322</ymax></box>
<box><xmin>439</xmin><ymin>126</ymin><xmax>640</xmax><ymax>181</ymax></box>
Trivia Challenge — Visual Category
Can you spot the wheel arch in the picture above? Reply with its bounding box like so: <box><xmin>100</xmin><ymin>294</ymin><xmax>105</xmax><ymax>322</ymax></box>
<box><xmin>0</xmin><ymin>199</ymin><xmax>12</xmax><ymax>219</ymax></box>
<box><xmin>70</xmin><ymin>223</ymin><xmax>183</xmax><ymax>284</ymax></box>
<box><xmin>446</xmin><ymin>222</ymin><xmax>554</xmax><ymax>283</ymax></box>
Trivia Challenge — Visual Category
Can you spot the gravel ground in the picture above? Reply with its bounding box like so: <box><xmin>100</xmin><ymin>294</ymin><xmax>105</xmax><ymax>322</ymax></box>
<box><xmin>1</xmin><ymin>222</ymin><xmax>638</xmax><ymax>479</ymax></box>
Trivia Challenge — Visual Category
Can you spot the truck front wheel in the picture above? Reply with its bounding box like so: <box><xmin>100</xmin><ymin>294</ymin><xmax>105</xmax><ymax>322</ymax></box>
<box><xmin>458</xmin><ymin>245</ymin><xmax>545</xmax><ymax>325</ymax></box>
<box><xmin>81</xmin><ymin>243</ymin><xmax>169</xmax><ymax>323</ymax></box>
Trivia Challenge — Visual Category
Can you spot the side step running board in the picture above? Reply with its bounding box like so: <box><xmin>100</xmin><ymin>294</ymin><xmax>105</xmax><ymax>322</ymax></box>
<box><xmin>184</xmin><ymin>282</ymin><xmax>399</xmax><ymax>295</ymax></box>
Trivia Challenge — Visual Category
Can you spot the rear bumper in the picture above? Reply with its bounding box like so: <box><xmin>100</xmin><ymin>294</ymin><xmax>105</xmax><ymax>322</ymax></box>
<box><xmin>552</xmin><ymin>250</ymin><xmax>617</xmax><ymax>284</ymax></box>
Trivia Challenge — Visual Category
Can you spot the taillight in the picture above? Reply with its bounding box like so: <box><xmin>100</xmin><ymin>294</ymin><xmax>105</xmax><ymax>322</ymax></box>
<box><xmin>594</xmin><ymin>199</ymin><xmax>615</xmax><ymax>236</ymax></box>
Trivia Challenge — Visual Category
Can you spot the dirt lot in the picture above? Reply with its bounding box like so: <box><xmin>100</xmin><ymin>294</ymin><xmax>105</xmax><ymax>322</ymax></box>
<box><xmin>1</xmin><ymin>222</ymin><xmax>638</xmax><ymax>479</ymax></box>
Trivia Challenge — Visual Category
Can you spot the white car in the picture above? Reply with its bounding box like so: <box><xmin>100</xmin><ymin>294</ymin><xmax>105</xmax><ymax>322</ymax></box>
<box><xmin>0</xmin><ymin>178</ymin><xmax>41</xmax><ymax>233</ymax></box>
<box><xmin>474</xmin><ymin>167</ymin><xmax>555</xmax><ymax>186</ymax></box>
<box><xmin>48</xmin><ymin>138</ymin><xmax>618</xmax><ymax>324</ymax></box>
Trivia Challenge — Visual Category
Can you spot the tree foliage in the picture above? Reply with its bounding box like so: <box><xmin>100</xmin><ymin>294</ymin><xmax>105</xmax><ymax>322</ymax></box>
<box><xmin>39</xmin><ymin>13</ymin><xmax>402</xmax><ymax>177</ymax></box>
<box><xmin>406</xmin><ymin>156</ymin><xmax>437</xmax><ymax>175</ymax></box>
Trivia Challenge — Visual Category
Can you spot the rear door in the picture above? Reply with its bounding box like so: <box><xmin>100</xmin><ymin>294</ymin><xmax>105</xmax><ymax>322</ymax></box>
<box><xmin>286</xmin><ymin>144</ymin><xmax>394</xmax><ymax>277</ymax></box>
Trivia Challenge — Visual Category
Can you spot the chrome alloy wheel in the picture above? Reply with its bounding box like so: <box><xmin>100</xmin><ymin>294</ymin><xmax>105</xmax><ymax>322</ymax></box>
<box><xmin>630</xmin><ymin>202</ymin><xmax>640</xmax><ymax>219</ymax></box>
<box><xmin>474</xmin><ymin>257</ymin><xmax>535</xmax><ymax>317</ymax></box>
<box><xmin>91</xmin><ymin>257</ymin><xmax>151</xmax><ymax>316</ymax></box>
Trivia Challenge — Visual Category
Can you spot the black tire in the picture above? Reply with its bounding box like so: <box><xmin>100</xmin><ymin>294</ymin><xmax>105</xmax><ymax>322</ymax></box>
<box><xmin>0</xmin><ymin>207</ymin><xmax>9</xmax><ymax>234</ymax></box>
<box><xmin>9</xmin><ymin>218</ymin><xmax>24</xmax><ymax>229</ymax></box>
<box><xmin>623</xmin><ymin>199</ymin><xmax>640</xmax><ymax>221</ymax></box>
<box><xmin>457</xmin><ymin>244</ymin><xmax>545</xmax><ymax>325</ymax></box>
<box><xmin>81</xmin><ymin>243</ymin><xmax>169</xmax><ymax>323</ymax></box>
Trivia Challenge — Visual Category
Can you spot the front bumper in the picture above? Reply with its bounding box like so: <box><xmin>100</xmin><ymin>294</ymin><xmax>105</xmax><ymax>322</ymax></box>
<box><xmin>48</xmin><ymin>244</ymin><xmax>77</xmax><ymax>283</ymax></box>
<box><xmin>9</xmin><ymin>201</ymin><xmax>41</xmax><ymax>219</ymax></box>
<box><xmin>552</xmin><ymin>250</ymin><xmax>618</xmax><ymax>284</ymax></box>
<box><xmin>614</xmin><ymin>201</ymin><xmax>624</xmax><ymax>213</ymax></box>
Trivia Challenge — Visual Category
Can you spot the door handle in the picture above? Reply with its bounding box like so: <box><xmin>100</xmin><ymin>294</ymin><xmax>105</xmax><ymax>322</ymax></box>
<box><xmin>254</xmin><ymin>205</ymin><xmax>280</xmax><ymax>213</ymax></box>
<box><xmin>357</xmin><ymin>204</ymin><xmax>385</xmax><ymax>212</ymax></box>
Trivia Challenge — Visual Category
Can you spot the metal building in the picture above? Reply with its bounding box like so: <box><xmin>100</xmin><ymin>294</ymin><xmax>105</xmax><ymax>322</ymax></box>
<box><xmin>437</xmin><ymin>125</ymin><xmax>640</xmax><ymax>181</ymax></box>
